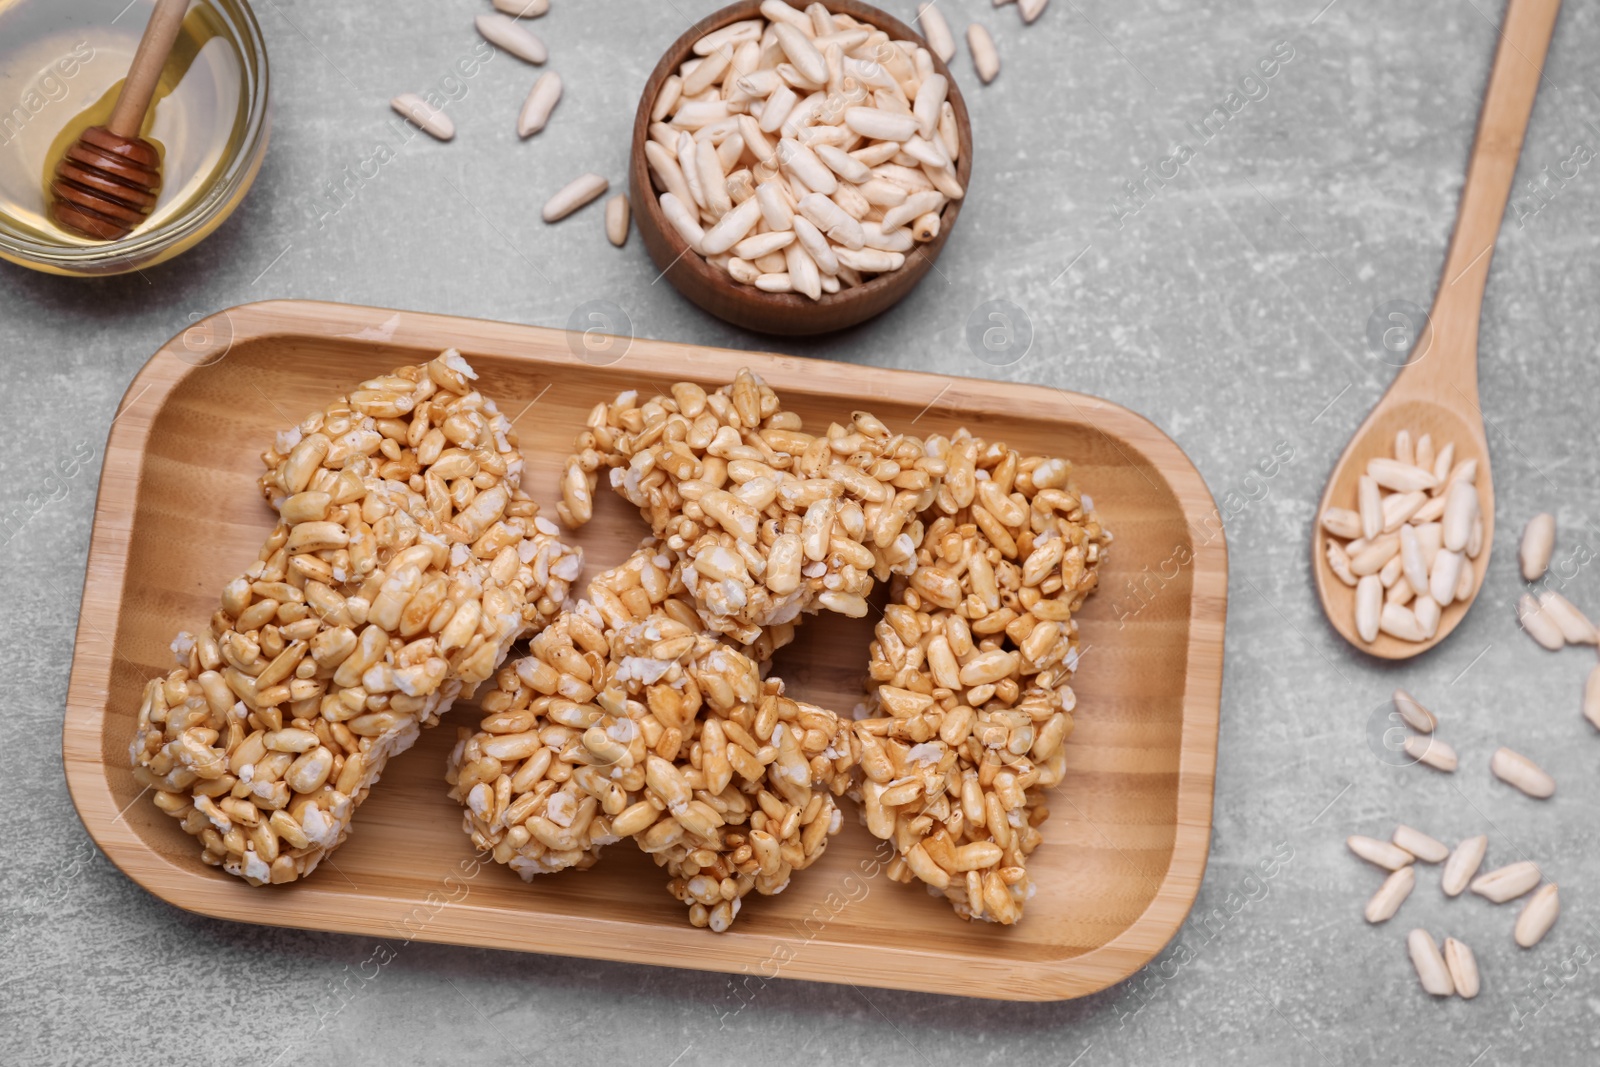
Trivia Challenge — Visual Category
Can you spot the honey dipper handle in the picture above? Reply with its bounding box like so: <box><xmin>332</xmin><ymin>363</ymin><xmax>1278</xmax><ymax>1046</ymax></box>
<box><xmin>1433</xmin><ymin>0</ymin><xmax>1561</xmax><ymax>324</ymax></box>
<box><xmin>107</xmin><ymin>0</ymin><xmax>191</xmax><ymax>139</ymax></box>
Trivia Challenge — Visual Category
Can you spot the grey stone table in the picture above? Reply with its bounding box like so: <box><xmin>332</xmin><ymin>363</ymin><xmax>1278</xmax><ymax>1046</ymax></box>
<box><xmin>4</xmin><ymin>1</ymin><xmax>1599</xmax><ymax>1063</ymax></box>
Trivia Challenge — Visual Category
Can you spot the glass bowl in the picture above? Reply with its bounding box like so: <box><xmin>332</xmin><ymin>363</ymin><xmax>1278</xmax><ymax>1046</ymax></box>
<box><xmin>0</xmin><ymin>0</ymin><xmax>270</xmax><ymax>277</ymax></box>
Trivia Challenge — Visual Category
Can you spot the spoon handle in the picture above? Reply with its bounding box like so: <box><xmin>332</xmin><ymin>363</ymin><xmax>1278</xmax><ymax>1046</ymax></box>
<box><xmin>1426</xmin><ymin>0</ymin><xmax>1561</xmax><ymax>362</ymax></box>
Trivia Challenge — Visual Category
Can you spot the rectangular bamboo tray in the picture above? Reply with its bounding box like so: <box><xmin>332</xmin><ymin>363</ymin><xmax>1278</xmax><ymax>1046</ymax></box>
<box><xmin>63</xmin><ymin>300</ymin><xmax>1226</xmax><ymax>1001</ymax></box>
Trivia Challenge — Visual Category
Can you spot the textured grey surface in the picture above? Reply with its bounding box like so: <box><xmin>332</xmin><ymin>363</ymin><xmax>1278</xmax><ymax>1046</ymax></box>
<box><xmin>4</xmin><ymin>0</ymin><xmax>1600</xmax><ymax>1063</ymax></box>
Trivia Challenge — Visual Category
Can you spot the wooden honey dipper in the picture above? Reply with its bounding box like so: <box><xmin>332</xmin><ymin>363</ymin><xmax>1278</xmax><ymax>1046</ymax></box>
<box><xmin>49</xmin><ymin>0</ymin><xmax>189</xmax><ymax>241</ymax></box>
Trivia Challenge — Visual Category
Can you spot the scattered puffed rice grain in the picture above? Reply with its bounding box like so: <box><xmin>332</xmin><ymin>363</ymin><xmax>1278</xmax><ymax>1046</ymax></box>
<box><xmin>1444</xmin><ymin>938</ymin><xmax>1479</xmax><ymax>999</ymax></box>
<box><xmin>797</xmin><ymin>192</ymin><xmax>864</xmax><ymax>249</ymax></box>
<box><xmin>776</xmin><ymin>137</ymin><xmax>838</xmax><ymax>195</ymax></box>
<box><xmin>1348</xmin><ymin>835</ymin><xmax>1414</xmax><ymax>871</ymax></box>
<box><xmin>1430</xmin><ymin>442</ymin><xmax>1455</xmax><ymax>487</ymax></box>
<box><xmin>1379</xmin><ymin>554</ymin><xmax>1404</xmax><ymax>589</ymax></box>
<box><xmin>1470</xmin><ymin>861</ymin><xmax>1542</xmax><ymax>903</ymax></box>
<box><xmin>1441</xmin><ymin>835</ymin><xmax>1487</xmax><ymax>897</ymax></box>
<box><xmin>913</xmin><ymin>73</ymin><xmax>947</xmax><ymax>138</ymax></box>
<box><xmin>494</xmin><ymin>0</ymin><xmax>548</xmax><ymax>16</ymax></box>
<box><xmin>1585</xmin><ymin>664</ymin><xmax>1600</xmax><ymax>731</ymax></box>
<box><xmin>700</xmin><ymin>195</ymin><xmax>763</xmax><ymax>255</ymax></box>
<box><xmin>1399</xmin><ymin>524</ymin><xmax>1429</xmax><ymax>596</ymax></box>
<box><xmin>1392</xmin><ymin>689</ymin><xmax>1437</xmax><ymax>733</ymax></box>
<box><xmin>1356</xmin><ymin>575</ymin><xmax>1382</xmax><ymax>642</ymax></box>
<box><xmin>939</xmin><ymin>101</ymin><xmax>960</xmax><ymax>159</ymax></box>
<box><xmin>1408</xmin><ymin>930</ymin><xmax>1455</xmax><ymax>996</ymax></box>
<box><xmin>476</xmin><ymin>13</ymin><xmax>548</xmax><ymax>64</ymax></box>
<box><xmin>760</xmin><ymin>0</ymin><xmax>811</xmax><ymax>32</ymax></box>
<box><xmin>696</xmin><ymin>140</ymin><xmax>731</xmax><ymax>217</ymax></box>
<box><xmin>1412</xmin><ymin>494</ymin><xmax>1446</xmax><ymax>523</ymax></box>
<box><xmin>694</xmin><ymin>18</ymin><xmax>762</xmax><ymax>56</ymax></box>
<box><xmin>1442</xmin><ymin>481</ymin><xmax>1478</xmax><ymax>552</ymax></box>
<box><xmin>1514</xmin><ymin>884</ymin><xmax>1560</xmax><ymax>948</ymax></box>
<box><xmin>880</xmin><ymin>188</ymin><xmax>945</xmax><ymax>231</ymax></box>
<box><xmin>772</xmin><ymin>22</ymin><xmax>829</xmax><ymax>85</ymax></box>
<box><xmin>659</xmin><ymin>192</ymin><xmax>706</xmax><ymax>251</ymax></box>
<box><xmin>1379</xmin><ymin>602</ymin><xmax>1426</xmax><ymax>641</ymax></box>
<box><xmin>1326</xmin><ymin>541</ymin><xmax>1357</xmax><ymax>586</ymax></box>
<box><xmin>652</xmin><ymin>75</ymin><xmax>682</xmax><ymax>123</ymax></box>
<box><xmin>1395</xmin><ymin>428</ymin><xmax>1414</xmax><ymax>466</ymax></box>
<box><xmin>1413</xmin><ymin>595</ymin><xmax>1441</xmax><ymax>638</ymax></box>
<box><xmin>967</xmin><ymin>24</ymin><xmax>999</xmax><ymax>83</ymax></box>
<box><xmin>1405</xmin><ymin>734</ymin><xmax>1456</xmax><ymax>773</ymax></box>
<box><xmin>1490</xmin><ymin>747</ymin><xmax>1555</xmax><ymax>799</ymax></box>
<box><xmin>1521</xmin><ymin>513</ymin><xmax>1555</xmax><ymax>581</ymax></box>
<box><xmin>844</xmin><ymin>106</ymin><xmax>918</xmax><ymax>143</ymax></box>
<box><xmin>1350</xmin><ymin>534</ymin><xmax>1399</xmax><ymax>576</ymax></box>
<box><xmin>1538</xmin><ymin>590</ymin><xmax>1597</xmax><ymax>644</ymax></box>
<box><xmin>1392</xmin><ymin>825</ymin><xmax>1449</xmax><ymax>863</ymax></box>
<box><xmin>815</xmin><ymin>143</ymin><xmax>872</xmax><ymax>183</ymax></box>
<box><xmin>1019</xmin><ymin>0</ymin><xmax>1049</xmax><ymax>22</ymax></box>
<box><xmin>1446</xmin><ymin>458</ymin><xmax>1478</xmax><ymax>489</ymax></box>
<box><xmin>1321</xmin><ymin>507</ymin><xmax>1362</xmax><ymax>540</ymax></box>
<box><xmin>754</xmin><ymin>179</ymin><xmax>794</xmax><ymax>231</ymax></box>
<box><xmin>1382</xmin><ymin>490</ymin><xmax>1427</xmax><ymax>532</ymax></box>
<box><xmin>758</xmin><ymin>83</ymin><xmax>799</xmax><ymax>135</ymax></box>
<box><xmin>785</xmin><ymin>240</ymin><xmax>822</xmax><ymax>301</ymax></box>
<box><xmin>1429</xmin><ymin>548</ymin><xmax>1463</xmax><ymax>607</ymax></box>
<box><xmin>1366</xmin><ymin>866</ymin><xmax>1416</xmax><ymax>924</ymax></box>
<box><xmin>732</xmin><ymin>230</ymin><xmax>796</xmax><ymax>260</ymax></box>
<box><xmin>1368</xmin><ymin>457</ymin><xmax>1438</xmax><ymax>493</ymax></box>
<box><xmin>1517</xmin><ymin>592</ymin><xmax>1565</xmax><ymax>651</ymax></box>
<box><xmin>644</xmin><ymin>140</ymin><xmax>694</xmax><ymax>208</ymax></box>
<box><xmin>834</xmin><ymin>246</ymin><xmax>904</xmax><ymax>273</ymax></box>
<box><xmin>906</xmin><ymin>131</ymin><xmax>954</xmax><ymax>170</ymax></box>
<box><xmin>605</xmin><ymin>193</ymin><xmax>630</xmax><ymax>247</ymax></box>
<box><xmin>1358</xmin><ymin>475</ymin><xmax>1382</xmax><ymax>539</ymax></box>
<box><xmin>543</xmin><ymin>173</ymin><xmax>608</xmax><ymax>222</ymax></box>
<box><xmin>917</xmin><ymin>3</ymin><xmax>956</xmax><ymax>61</ymax></box>
<box><xmin>1415</xmin><ymin>433</ymin><xmax>1435</xmax><ymax>474</ymax></box>
<box><xmin>790</xmin><ymin>216</ymin><xmax>838</xmax><ymax>274</ymax></box>
<box><xmin>390</xmin><ymin>93</ymin><xmax>454</xmax><ymax>140</ymax></box>
<box><xmin>518</xmin><ymin>71</ymin><xmax>562</xmax><ymax>137</ymax></box>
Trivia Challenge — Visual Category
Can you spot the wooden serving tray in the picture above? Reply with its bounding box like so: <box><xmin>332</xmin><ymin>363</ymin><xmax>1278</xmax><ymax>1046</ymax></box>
<box><xmin>64</xmin><ymin>300</ymin><xmax>1226</xmax><ymax>1001</ymax></box>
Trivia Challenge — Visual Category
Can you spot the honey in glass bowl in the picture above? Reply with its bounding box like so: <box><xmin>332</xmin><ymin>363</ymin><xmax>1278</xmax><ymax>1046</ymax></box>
<box><xmin>0</xmin><ymin>0</ymin><xmax>269</xmax><ymax>276</ymax></box>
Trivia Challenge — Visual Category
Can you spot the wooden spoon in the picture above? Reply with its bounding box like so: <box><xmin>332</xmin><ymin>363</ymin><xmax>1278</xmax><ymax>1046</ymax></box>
<box><xmin>48</xmin><ymin>0</ymin><xmax>189</xmax><ymax>241</ymax></box>
<box><xmin>1313</xmin><ymin>0</ymin><xmax>1561</xmax><ymax>658</ymax></box>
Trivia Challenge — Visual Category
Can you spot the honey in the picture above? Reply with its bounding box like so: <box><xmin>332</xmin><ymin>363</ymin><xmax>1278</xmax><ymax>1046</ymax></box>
<box><xmin>0</xmin><ymin>0</ymin><xmax>250</xmax><ymax>246</ymax></box>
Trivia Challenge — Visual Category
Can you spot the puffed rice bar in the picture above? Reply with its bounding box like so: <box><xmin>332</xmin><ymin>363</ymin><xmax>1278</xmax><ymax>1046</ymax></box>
<box><xmin>853</xmin><ymin>433</ymin><xmax>1109</xmax><ymax>923</ymax></box>
<box><xmin>447</xmin><ymin>546</ymin><xmax>698</xmax><ymax>878</ymax></box>
<box><xmin>449</xmin><ymin>543</ymin><xmax>856</xmax><ymax>930</ymax></box>
<box><xmin>559</xmin><ymin>370</ymin><xmax>943</xmax><ymax>644</ymax></box>
<box><xmin>130</xmin><ymin>353</ymin><xmax>581</xmax><ymax>884</ymax></box>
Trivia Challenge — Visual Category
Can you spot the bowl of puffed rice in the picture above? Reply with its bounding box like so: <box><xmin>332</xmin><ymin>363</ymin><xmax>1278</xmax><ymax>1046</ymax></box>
<box><xmin>629</xmin><ymin>0</ymin><xmax>973</xmax><ymax>335</ymax></box>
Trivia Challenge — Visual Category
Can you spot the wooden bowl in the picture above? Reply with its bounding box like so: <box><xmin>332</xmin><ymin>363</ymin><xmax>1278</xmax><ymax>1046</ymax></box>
<box><xmin>630</xmin><ymin>0</ymin><xmax>974</xmax><ymax>336</ymax></box>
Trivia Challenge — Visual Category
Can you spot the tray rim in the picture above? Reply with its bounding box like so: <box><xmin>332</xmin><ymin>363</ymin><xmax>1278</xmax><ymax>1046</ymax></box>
<box><xmin>63</xmin><ymin>299</ymin><xmax>1227</xmax><ymax>1002</ymax></box>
